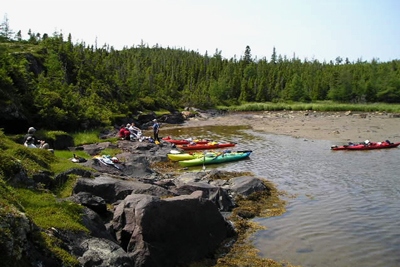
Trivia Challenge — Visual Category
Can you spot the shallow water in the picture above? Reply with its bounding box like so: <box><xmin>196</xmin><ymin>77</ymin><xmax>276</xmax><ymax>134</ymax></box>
<box><xmin>162</xmin><ymin>126</ymin><xmax>400</xmax><ymax>267</ymax></box>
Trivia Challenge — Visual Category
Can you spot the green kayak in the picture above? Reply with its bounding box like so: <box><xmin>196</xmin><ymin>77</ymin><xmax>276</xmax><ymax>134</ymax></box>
<box><xmin>178</xmin><ymin>151</ymin><xmax>252</xmax><ymax>167</ymax></box>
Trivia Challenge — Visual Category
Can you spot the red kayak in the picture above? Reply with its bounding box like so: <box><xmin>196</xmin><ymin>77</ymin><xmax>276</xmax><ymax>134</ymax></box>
<box><xmin>347</xmin><ymin>141</ymin><xmax>400</xmax><ymax>150</ymax></box>
<box><xmin>176</xmin><ymin>142</ymin><xmax>236</xmax><ymax>150</ymax></box>
<box><xmin>162</xmin><ymin>136</ymin><xmax>209</xmax><ymax>145</ymax></box>
<box><xmin>331</xmin><ymin>140</ymin><xmax>400</xmax><ymax>151</ymax></box>
<box><xmin>331</xmin><ymin>142</ymin><xmax>360</xmax><ymax>150</ymax></box>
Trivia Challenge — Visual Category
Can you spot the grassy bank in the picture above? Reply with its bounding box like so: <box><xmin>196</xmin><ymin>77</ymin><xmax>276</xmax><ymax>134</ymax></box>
<box><xmin>219</xmin><ymin>101</ymin><xmax>400</xmax><ymax>113</ymax></box>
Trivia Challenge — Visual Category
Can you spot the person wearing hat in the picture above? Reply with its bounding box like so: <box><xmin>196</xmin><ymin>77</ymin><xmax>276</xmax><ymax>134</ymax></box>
<box><xmin>23</xmin><ymin>127</ymin><xmax>50</xmax><ymax>149</ymax></box>
<box><xmin>151</xmin><ymin>119</ymin><xmax>160</xmax><ymax>143</ymax></box>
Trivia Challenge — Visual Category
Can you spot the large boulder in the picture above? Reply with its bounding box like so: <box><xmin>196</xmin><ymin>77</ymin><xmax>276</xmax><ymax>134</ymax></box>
<box><xmin>160</xmin><ymin>112</ymin><xmax>185</xmax><ymax>124</ymax></box>
<box><xmin>111</xmin><ymin>192</ymin><xmax>236</xmax><ymax>267</ymax></box>
<box><xmin>73</xmin><ymin>175</ymin><xmax>171</xmax><ymax>203</ymax></box>
<box><xmin>46</xmin><ymin>131</ymin><xmax>74</xmax><ymax>150</ymax></box>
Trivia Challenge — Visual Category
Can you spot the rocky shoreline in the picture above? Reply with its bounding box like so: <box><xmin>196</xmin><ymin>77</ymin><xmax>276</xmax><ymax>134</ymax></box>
<box><xmin>7</xmin><ymin>138</ymin><xmax>277</xmax><ymax>267</ymax></box>
<box><xmin>9</xmin><ymin>109</ymin><xmax>399</xmax><ymax>266</ymax></box>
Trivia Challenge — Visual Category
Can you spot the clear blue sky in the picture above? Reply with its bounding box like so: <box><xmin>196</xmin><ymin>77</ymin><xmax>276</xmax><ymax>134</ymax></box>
<box><xmin>2</xmin><ymin>0</ymin><xmax>400</xmax><ymax>62</ymax></box>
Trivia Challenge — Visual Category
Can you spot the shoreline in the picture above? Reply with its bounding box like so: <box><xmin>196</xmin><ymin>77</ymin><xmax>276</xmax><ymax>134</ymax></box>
<box><xmin>176</xmin><ymin>110</ymin><xmax>400</xmax><ymax>143</ymax></box>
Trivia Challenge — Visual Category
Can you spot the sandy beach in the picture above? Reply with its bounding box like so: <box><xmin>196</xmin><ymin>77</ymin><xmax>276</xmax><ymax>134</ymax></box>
<box><xmin>179</xmin><ymin>110</ymin><xmax>400</xmax><ymax>144</ymax></box>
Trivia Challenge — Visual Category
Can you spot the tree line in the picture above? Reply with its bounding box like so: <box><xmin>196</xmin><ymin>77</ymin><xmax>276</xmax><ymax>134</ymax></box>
<box><xmin>1</xmin><ymin>15</ymin><xmax>400</xmax><ymax>132</ymax></box>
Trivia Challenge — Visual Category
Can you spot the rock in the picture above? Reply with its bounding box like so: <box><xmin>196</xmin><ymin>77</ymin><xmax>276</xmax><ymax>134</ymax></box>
<box><xmin>80</xmin><ymin>142</ymin><xmax>117</xmax><ymax>156</ymax></box>
<box><xmin>67</xmin><ymin>192</ymin><xmax>107</xmax><ymax>215</ymax></box>
<box><xmin>49</xmin><ymin>132</ymin><xmax>74</xmax><ymax>150</ymax></box>
<box><xmin>173</xmin><ymin>172</ymin><xmax>205</xmax><ymax>187</ymax></box>
<box><xmin>78</xmin><ymin>238</ymin><xmax>133</xmax><ymax>267</ymax></box>
<box><xmin>111</xmin><ymin>192</ymin><xmax>235</xmax><ymax>267</ymax></box>
<box><xmin>80</xmin><ymin>207</ymin><xmax>116</xmax><ymax>241</ymax></box>
<box><xmin>73</xmin><ymin>175</ymin><xmax>171</xmax><ymax>203</ymax></box>
<box><xmin>227</xmin><ymin>176</ymin><xmax>270</xmax><ymax>197</ymax></box>
<box><xmin>181</xmin><ymin>110</ymin><xmax>194</xmax><ymax>119</ymax></box>
<box><xmin>0</xmin><ymin>207</ymin><xmax>61</xmax><ymax>266</ymax></box>
<box><xmin>172</xmin><ymin>181</ymin><xmax>235</xmax><ymax>211</ymax></box>
<box><xmin>54</xmin><ymin>168</ymin><xmax>92</xmax><ymax>187</ymax></box>
<box><xmin>160</xmin><ymin>112</ymin><xmax>185</xmax><ymax>124</ymax></box>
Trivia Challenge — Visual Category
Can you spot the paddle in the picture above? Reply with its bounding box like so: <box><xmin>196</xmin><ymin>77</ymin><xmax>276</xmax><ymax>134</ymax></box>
<box><xmin>210</xmin><ymin>150</ymin><xmax>252</xmax><ymax>161</ymax></box>
<box><xmin>211</xmin><ymin>151</ymin><xmax>225</xmax><ymax>161</ymax></box>
<box><xmin>202</xmin><ymin>151</ymin><xmax>207</xmax><ymax>171</ymax></box>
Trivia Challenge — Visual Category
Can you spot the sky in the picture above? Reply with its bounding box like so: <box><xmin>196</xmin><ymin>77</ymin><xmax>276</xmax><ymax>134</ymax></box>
<box><xmin>2</xmin><ymin>0</ymin><xmax>400</xmax><ymax>62</ymax></box>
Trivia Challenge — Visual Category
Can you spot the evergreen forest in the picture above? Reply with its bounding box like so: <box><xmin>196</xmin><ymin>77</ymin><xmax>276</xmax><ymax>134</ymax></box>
<box><xmin>1</xmin><ymin>15</ymin><xmax>400</xmax><ymax>133</ymax></box>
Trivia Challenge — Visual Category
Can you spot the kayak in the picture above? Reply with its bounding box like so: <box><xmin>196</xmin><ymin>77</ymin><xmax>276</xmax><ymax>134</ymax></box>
<box><xmin>162</xmin><ymin>136</ymin><xmax>209</xmax><ymax>145</ymax></box>
<box><xmin>176</xmin><ymin>142</ymin><xmax>236</xmax><ymax>150</ymax></box>
<box><xmin>168</xmin><ymin>150</ymin><xmax>239</xmax><ymax>161</ymax></box>
<box><xmin>347</xmin><ymin>141</ymin><xmax>400</xmax><ymax>150</ymax></box>
<box><xmin>331</xmin><ymin>140</ymin><xmax>400</xmax><ymax>150</ymax></box>
<box><xmin>167</xmin><ymin>152</ymin><xmax>212</xmax><ymax>161</ymax></box>
<box><xmin>331</xmin><ymin>142</ymin><xmax>360</xmax><ymax>150</ymax></box>
<box><xmin>178</xmin><ymin>150</ymin><xmax>252</xmax><ymax>167</ymax></box>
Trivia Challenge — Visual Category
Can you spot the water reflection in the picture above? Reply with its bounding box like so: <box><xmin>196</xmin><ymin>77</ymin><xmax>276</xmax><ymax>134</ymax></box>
<box><xmin>163</xmin><ymin>125</ymin><xmax>400</xmax><ymax>267</ymax></box>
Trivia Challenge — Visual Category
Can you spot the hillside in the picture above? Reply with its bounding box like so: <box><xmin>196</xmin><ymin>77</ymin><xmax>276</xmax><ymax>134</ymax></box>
<box><xmin>1</xmin><ymin>33</ymin><xmax>400</xmax><ymax>134</ymax></box>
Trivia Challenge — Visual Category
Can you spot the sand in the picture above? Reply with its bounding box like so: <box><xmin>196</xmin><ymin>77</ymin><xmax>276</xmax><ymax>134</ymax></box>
<box><xmin>178</xmin><ymin>110</ymin><xmax>400</xmax><ymax>144</ymax></box>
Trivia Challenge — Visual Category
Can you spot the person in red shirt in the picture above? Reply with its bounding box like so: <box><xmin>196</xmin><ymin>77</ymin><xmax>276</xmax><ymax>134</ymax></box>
<box><xmin>119</xmin><ymin>125</ymin><xmax>130</xmax><ymax>140</ymax></box>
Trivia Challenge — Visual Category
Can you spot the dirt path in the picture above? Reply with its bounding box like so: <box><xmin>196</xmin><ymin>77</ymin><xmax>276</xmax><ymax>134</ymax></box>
<box><xmin>176</xmin><ymin>110</ymin><xmax>400</xmax><ymax>143</ymax></box>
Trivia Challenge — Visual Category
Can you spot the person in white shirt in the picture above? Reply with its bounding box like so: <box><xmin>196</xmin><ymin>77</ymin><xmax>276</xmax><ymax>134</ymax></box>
<box><xmin>127</xmin><ymin>123</ymin><xmax>142</xmax><ymax>141</ymax></box>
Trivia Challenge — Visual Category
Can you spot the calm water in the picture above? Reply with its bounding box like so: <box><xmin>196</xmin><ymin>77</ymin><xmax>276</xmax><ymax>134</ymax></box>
<box><xmin>163</xmin><ymin>126</ymin><xmax>400</xmax><ymax>267</ymax></box>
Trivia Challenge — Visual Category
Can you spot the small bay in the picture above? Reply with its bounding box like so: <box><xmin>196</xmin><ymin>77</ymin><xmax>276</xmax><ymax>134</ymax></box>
<box><xmin>164</xmin><ymin>125</ymin><xmax>400</xmax><ymax>267</ymax></box>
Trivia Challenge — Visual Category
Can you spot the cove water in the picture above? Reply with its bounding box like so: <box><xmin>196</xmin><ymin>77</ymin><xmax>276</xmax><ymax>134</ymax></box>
<box><xmin>163</xmin><ymin>126</ymin><xmax>400</xmax><ymax>267</ymax></box>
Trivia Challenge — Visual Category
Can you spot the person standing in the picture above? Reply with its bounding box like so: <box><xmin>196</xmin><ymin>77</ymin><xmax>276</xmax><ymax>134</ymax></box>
<box><xmin>152</xmin><ymin>119</ymin><xmax>160</xmax><ymax>143</ymax></box>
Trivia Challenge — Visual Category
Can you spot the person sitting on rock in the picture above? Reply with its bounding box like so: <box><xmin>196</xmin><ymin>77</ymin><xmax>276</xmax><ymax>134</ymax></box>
<box><xmin>119</xmin><ymin>125</ymin><xmax>130</xmax><ymax>140</ymax></box>
<box><xmin>24</xmin><ymin>136</ymin><xmax>38</xmax><ymax>148</ymax></box>
<box><xmin>127</xmin><ymin>123</ymin><xmax>142</xmax><ymax>140</ymax></box>
<box><xmin>23</xmin><ymin>127</ymin><xmax>50</xmax><ymax>149</ymax></box>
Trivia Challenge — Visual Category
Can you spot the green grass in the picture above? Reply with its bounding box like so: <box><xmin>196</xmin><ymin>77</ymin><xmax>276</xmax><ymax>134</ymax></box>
<box><xmin>55</xmin><ymin>174</ymin><xmax>82</xmax><ymax>199</ymax></box>
<box><xmin>70</xmin><ymin>128</ymin><xmax>117</xmax><ymax>146</ymax></box>
<box><xmin>154</xmin><ymin>110</ymin><xmax>171</xmax><ymax>116</ymax></box>
<box><xmin>14</xmin><ymin>188</ymin><xmax>88</xmax><ymax>231</ymax></box>
<box><xmin>218</xmin><ymin>101</ymin><xmax>400</xmax><ymax>113</ymax></box>
<box><xmin>40</xmin><ymin>232</ymin><xmax>81</xmax><ymax>266</ymax></box>
<box><xmin>54</xmin><ymin>149</ymin><xmax>90</xmax><ymax>160</ymax></box>
<box><xmin>0</xmin><ymin>128</ymin><xmax>93</xmax><ymax>265</ymax></box>
<box><xmin>71</xmin><ymin>129</ymin><xmax>103</xmax><ymax>146</ymax></box>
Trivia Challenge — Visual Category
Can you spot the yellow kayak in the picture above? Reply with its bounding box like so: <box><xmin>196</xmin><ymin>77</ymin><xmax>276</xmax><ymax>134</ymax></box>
<box><xmin>167</xmin><ymin>151</ymin><xmax>217</xmax><ymax>161</ymax></box>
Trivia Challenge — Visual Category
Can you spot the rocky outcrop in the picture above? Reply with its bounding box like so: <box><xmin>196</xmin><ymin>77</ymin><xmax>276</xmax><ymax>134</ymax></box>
<box><xmin>2</xmin><ymin>139</ymin><xmax>271</xmax><ymax>267</ymax></box>
<box><xmin>0</xmin><ymin>206</ymin><xmax>61</xmax><ymax>267</ymax></box>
